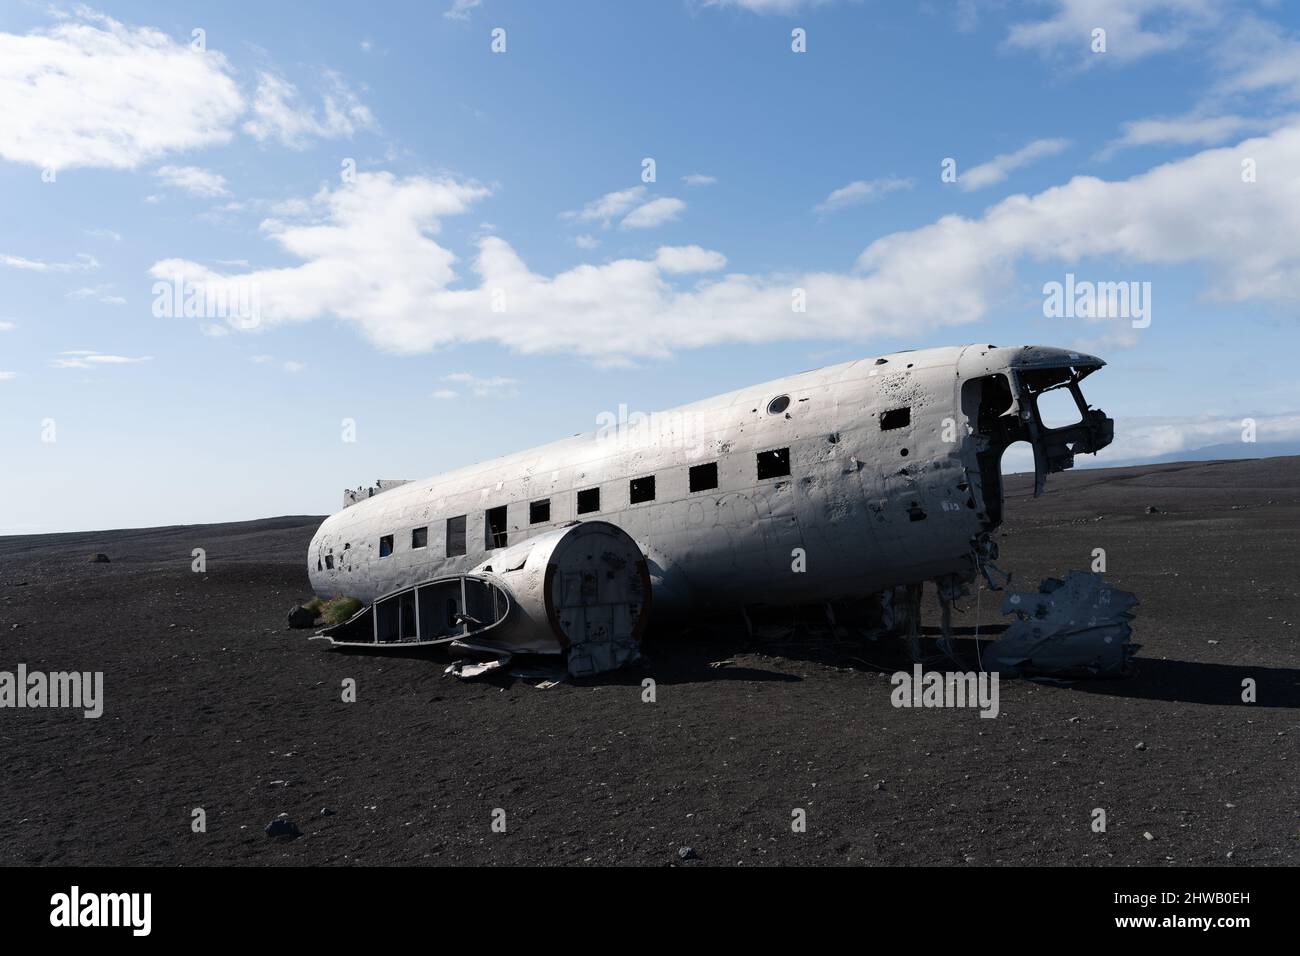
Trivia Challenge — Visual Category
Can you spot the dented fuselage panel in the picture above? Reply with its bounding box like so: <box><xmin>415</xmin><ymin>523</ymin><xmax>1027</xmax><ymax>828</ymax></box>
<box><xmin>307</xmin><ymin>344</ymin><xmax>1114</xmax><ymax>661</ymax></box>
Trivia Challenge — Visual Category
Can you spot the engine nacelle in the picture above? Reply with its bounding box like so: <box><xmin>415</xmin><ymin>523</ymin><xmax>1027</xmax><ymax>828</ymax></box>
<box><xmin>470</xmin><ymin>521</ymin><xmax>651</xmax><ymax>674</ymax></box>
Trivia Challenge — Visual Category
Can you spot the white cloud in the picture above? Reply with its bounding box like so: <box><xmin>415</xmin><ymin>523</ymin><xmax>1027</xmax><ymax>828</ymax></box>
<box><xmin>813</xmin><ymin>177</ymin><xmax>913</xmax><ymax>213</ymax></box>
<box><xmin>1099</xmin><ymin>114</ymin><xmax>1277</xmax><ymax>158</ymax></box>
<box><xmin>67</xmin><ymin>285</ymin><xmax>126</xmax><ymax>305</ymax></box>
<box><xmin>574</xmin><ymin>234</ymin><xmax>600</xmax><ymax>250</ymax></box>
<box><xmin>621</xmin><ymin>196</ymin><xmax>686</xmax><ymax>229</ymax></box>
<box><xmin>1005</xmin><ymin>0</ymin><xmax>1220</xmax><ymax>63</ymax></box>
<box><xmin>959</xmin><ymin>138</ymin><xmax>1070</xmax><ymax>191</ymax></box>
<box><xmin>442</xmin><ymin>372</ymin><xmax>518</xmax><ymax>398</ymax></box>
<box><xmin>1214</xmin><ymin>16</ymin><xmax>1300</xmax><ymax>102</ymax></box>
<box><xmin>0</xmin><ymin>11</ymin><xmax>243</xmax><ymax>170</ymax></box>
<box><xmin>1100</xmin><ymin>412</ymin><xmax>1300</xmax><ymax>463</ymax></box>
<box><xmin>152</xmin><ymin>173</ymin><xmax>490</xmax><ymax>344</ymax></box>
<box><xmin>1092</xmin><ymin>18</ymin><xmax>1300</xmax><ymax>160</ymax></box>
<box><xmin>0</xmin><ymin>371</ymin><xmax>15</xmax><ymax>381</ymax></box>
<box><xmin>148</xmin><ymin>126</ymin><xmax>1300</xmax><ymax>360</ymax></box>
<box><xmin>50</xmin><ymin>350</ymin><xmax>152</xmax><ymax>369</ymax></box>
<box><xmin>954</xmin><ymin>0</ymin><xmax>980</xmax><ymax>33</ymax></box>
<box><xmin>0</xmin><ymin>321</ymin><xmax>15</xmax><ymax>332</ymax></box>
<box><xmin>432</xmin><ymin>388</ymin><xmax>458</xmax><ymax>399</ymax></box>
<box><xmin>682</xmin><ymin>173</ymin><xmax>717</xmax><ymax>186</ymax></box>
<box><xmin>156</xmin><ymin>164</ymin><xmax>229</xmax><ymax>197</ymax></box>
<box><xmin>563</xmin><ymin>186</ymin><xmax>647</xmax><ymax>225</ymax></box>
<box><xmin>703</xmin><ymin>0</ymin><xmax>833</xmax><ymax>13</ymax></box>
<box><xmin>85</xmin><ymin>228</ymin><xmax>123</xmax><ymax>242</ymax></box>
<box><xmin>282</xmin><ymin>360</ymin><xmax>305</xmax><ymax>373</ymax></box>
<box><xmin>251</xmin><ymin>354</ymin><xmax>273</xmax><ymax>364</ymax></box>
<box><xmin>654</xmin><ymin>245</ymin><xmax>727</xmax><ymax>274</ymax></box>
<box><xmin>242</xmin><ymin>70</ymin><xmax>375</xmax><ymax>148</ymax></box>
<box><xmin>2</xmin><ymin>253</ymin><xmax>98</xmax><ymax>273</ymax></box>
<box><xmin>444</xmin><ymin>0</ymin><xmax>484</xmax><ymax>20</ymax></box>
<box><xmin>199</xmin><ymin>323</ymin><xmax>229</xmax><ymax>337</ymax></box>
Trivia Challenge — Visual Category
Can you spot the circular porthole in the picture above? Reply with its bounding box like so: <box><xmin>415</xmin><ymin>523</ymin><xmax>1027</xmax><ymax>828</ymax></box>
<box><xmin>767</xmin><ymin>395</ymin><xmax>790</xmax><ymax>415</ymax></box>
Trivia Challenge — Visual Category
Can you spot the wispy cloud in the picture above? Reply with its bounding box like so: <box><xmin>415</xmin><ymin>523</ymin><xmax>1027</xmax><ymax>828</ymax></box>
<box><xmin>621</xmin><ymin>196</ymin><xmax>686</xmax><ymax>229</ymax></box>
<box><xmin>1099</xmin><ymin>114</ymin><xmax>1277</xmax><ymax>159</ymax></box>
<box><xmin>563</xmin><ymin>186</ymin><xmax>647</xmax><ymax>225</ymax></box>
<box><xmin>242</xmin><ymin>70</ymin><xmax>375</xmax><ymax>148</ymax></box>
<box><xmin>1005</xmin><ymin>0</ymin><xmax>1221</xmax><ymax>64</ymax></box>
<box><xmin>682</xmin><ymin>173</ymin><xmax>717</xmax><ymax>186</ymax></box>
<box><xmin>444</xmin><ymin>0</ymin><xmax>483</xmax><ymax>20</ymax></box>
<box><xmin>959</xmin><ymin>138</ymin><xmax>1069</xmax><ymax>191</ymax></box>
<box><xmin>50</xmin><ymin>350</ymin><xmax>153</xmax><ymax>369</ymax></box>
<box><xmin>813</xmin><ymin>177</ymin><xmax>913</xmax><ymax>214</ymax></box>
<box><xmin>155</xmin><ymin>165</ymin><xmax>229</xmax><ymax>197</ymax></box>
<box><xmin>1</xmin><ymin>253</ymin><xmax>98</xmax><ymax>273</ymax></box>
<box><xmin>702</xmin><ymin>0</ymin><xmax>834</xmax><ymax>13</ymax></box>
<box><xmin>66</xmin><ymin>285</ymin><xmax>126</xmax><ymax>305</ymax></box>
<box><xmin>441</xmin><ymin>372</ymin><xmax>519</xmax><ymax>398</ymax></box>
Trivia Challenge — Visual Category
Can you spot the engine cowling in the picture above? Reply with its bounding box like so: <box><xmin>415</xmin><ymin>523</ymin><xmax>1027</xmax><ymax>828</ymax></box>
<box><xmin>469</xmin><ymin>520</ymin><xmax>651</xmax><ymax>675</ymax></box>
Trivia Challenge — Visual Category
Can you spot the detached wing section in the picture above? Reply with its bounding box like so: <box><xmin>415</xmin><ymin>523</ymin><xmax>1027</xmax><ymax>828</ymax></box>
<box><xmin>313</xmin><ymin>520</ymin><xmax>650</xmax><ymax>677</ymax></box>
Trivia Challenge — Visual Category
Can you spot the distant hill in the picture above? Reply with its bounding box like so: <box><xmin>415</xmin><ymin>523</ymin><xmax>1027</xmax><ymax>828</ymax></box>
<box><xmin>1082</xmin><ymin>442</ymin><xmax>1300</xmax><ymax>470</ymax></box>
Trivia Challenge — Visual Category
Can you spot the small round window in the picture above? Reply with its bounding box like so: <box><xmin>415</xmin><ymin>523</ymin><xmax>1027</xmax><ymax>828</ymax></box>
<box><xmin>767</xmin><ymin>395</ymin><xmax>790</xmax><ymax>415</ymax></box>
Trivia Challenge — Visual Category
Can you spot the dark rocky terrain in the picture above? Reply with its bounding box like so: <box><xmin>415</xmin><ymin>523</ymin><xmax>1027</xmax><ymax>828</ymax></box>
<box><xmin>1</xmin><ymin>457</ymin><xmax>1296</xmax><ymax>866</ymax></box>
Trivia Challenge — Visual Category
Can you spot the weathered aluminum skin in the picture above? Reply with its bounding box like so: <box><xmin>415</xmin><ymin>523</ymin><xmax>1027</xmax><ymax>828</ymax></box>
<box><xmin>308</xmin><ymin>343</ymin><xmax>1111</xmax><ymax>613</ymax></box>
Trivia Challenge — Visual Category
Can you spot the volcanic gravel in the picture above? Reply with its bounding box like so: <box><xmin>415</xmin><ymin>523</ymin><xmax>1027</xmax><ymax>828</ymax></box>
<box><xmin>1</xmin><ymin>457</ymin><xmax>1297</xmax><ymax>866</ymax></box>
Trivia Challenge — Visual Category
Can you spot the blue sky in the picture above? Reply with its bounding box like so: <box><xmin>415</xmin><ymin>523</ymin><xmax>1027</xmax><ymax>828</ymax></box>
<box><xmin>2</xmin><ymin>0</ymin><xmax>1299</xmax><ymax>533</ymax></box>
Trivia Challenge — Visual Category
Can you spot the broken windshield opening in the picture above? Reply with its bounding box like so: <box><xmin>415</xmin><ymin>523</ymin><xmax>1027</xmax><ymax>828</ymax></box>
<box><xmin>962</xmin><ymin>363</ymin><xmax>1114</xmax><ymax>522</ymax></box>
<box><xmin>1035</xmin><ymin>384</ymin><xmax>1085</xmax><ymax>429</ymax></box>
<box><xmin>1017</xmin><ymin>365</ymin><xmax>1114</xmax><ymax>496</ymax></box>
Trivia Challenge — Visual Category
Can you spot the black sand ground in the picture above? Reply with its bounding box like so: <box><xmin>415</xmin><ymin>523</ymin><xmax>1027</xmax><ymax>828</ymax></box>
<box><xmin>1</xmin><ymin>457</ymin><xmax>1296</xmax><ymax>866</ymax></box>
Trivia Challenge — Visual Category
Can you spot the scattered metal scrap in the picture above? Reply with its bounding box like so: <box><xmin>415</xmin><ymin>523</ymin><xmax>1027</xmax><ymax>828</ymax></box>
<box><xmin>986</xmin><ymin>571</ymin><xmax>1139</xmax><ymax>677</ymax></box>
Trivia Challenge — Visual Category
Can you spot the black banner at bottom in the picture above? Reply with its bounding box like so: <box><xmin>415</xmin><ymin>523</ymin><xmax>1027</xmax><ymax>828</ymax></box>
<box><xmin>1</xmin><ymin>864</ymin><xmax>1286</xmax><ymax>940</ymax></box>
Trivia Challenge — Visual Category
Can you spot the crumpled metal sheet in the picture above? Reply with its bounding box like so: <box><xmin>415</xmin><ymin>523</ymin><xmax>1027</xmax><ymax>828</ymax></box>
<box><xmin>568</xmin><ymin>639</ymin><xmax>640</xmax><ymax>678</ymax></box>
<box><xmin>986</xmin><ymin>571</ymin><xmax>1138</xmax><ymax>677</ymax></box>
<box><xmin>444</xmin><ymin>639</ymin><xmax>512</xmax><ymax>680</ymax></box>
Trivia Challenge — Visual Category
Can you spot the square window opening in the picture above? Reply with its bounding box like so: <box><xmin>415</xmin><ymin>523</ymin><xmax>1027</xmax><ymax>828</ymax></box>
<box><xmin>689</xmin><ymin>462</ymin><xmax>718</xmax><ymax>492</ymax></box>
<box><xmin>576</xmin><ymin>487</ymin><xmax>600</xmax><ymax>515</ymax></box>
<box><xmin>379</xmin><ymin>534</ymin><xmax>394</xmax><ymax>558</ymax></box>
<box><xmin>756</xmin><ymin>447</ymin><xmax>791</xmax><ymax>480</ymax></box>
<box><xmin>530</xmin><ymin>499</ymin><xmax>551</xmax><ymax>524</ymax></box>
<box><xmin>629</xmin><ymin>475</ymin><xmax>656</xmax><ymax>504</ymax></box>
<box><xmin>411</xmin><ymin>526</ymin><xmax>428</xmax><ymax>549</ymax></box>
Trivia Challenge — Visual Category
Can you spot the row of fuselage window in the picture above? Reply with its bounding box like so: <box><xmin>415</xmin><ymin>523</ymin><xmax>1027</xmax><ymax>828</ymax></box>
<box><xmin>356</xmin><ymin>445</ymin><xmax>794</xmax><ymax>563</ymax></box>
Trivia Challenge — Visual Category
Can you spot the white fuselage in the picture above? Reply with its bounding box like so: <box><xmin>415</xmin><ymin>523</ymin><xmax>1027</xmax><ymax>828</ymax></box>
<box><xmin>308</xmin><ymin>344</ymin><xmax>1109</xmax><ymax>610</ymax></box>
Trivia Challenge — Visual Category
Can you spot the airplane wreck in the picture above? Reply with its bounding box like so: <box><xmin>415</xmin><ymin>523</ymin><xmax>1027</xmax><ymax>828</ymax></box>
<box><xmin>306</xmin><ymin>344</ymin><xmax>1132</xmax><ymax>677</ymax></box>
